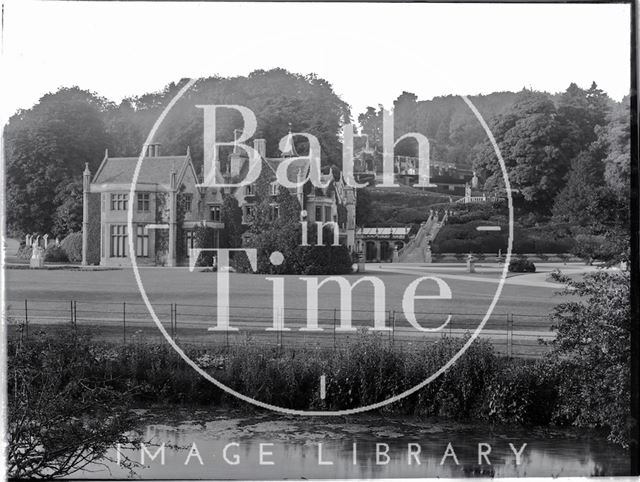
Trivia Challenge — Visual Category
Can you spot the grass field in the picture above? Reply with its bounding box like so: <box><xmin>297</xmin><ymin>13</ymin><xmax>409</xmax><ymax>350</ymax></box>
<box><xmin>5</xmin><ymin>263</ymin><xmax>568</xmax><ymax>312</ymax></box>
<box><xmin>5</xmin><ymin>262</ymin><xmax>598</xmax><ymax>357</ymax></box>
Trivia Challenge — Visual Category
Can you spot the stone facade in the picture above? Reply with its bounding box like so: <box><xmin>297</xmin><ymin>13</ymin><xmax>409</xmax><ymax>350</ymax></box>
<box><xmin>82</xmin><ymin>138</ymin><xmax>358</xmax><ymax>266</ymax></box>
<box><xmin>82</xmin><ymin>144</ymin><xmax>204</xmax><ymax>267</ymax></box>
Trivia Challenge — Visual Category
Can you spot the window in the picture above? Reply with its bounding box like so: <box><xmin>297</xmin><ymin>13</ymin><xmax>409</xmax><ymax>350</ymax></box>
<box><xmin>110</xmin><ymin>193</ymin><xmax>128</xmax><ymax>211</ymax></box>
<box><xmin>135</xmin><ymin>225</ymin><xmax>149</xmax><ymax>257</ymax></box>
<box><xmin>244</xmin><ymin>205</ymin><xmax>254</xmax><ymax>223</ymax></box>
<box><xmin>270</xmin><ymin>183</ymin><xmax>279</xmax><ymax>196</ymax></box>
<box><xmin>245</xmin><ymin>184</ymin><xmax>254</xmax><ymax>196</ymax></box>
<box><xmin>110</xmin><ymin>225</ymin><xmax>128</xmax><ymax>257</ymax></box>
<box><xmin>210</xmin><ymin>205</ymin><xmax>221</xmax><ymax>222</ymax></box>
<box><xmin>324</xmin><ymin>206</ymin><xmax>332</xmax><ymax>223</ymax></box>
<box><xmin>184</xmin><ymin>230</ymin><xmax>196</xmax><ymax>258</ymax></box>
<box><xmin>137</xmin><ymin>193</ymin><xmax>150</xmax><ymax>212</ymax></box>
<box><xmin>315</xmin><ymin>206</ymin><xmax>323</xmax><ymax>222</ymax></box>
<box><xmin>183</xmin><ymin>194</ymin><xmax>193</xmax><ymax>212</ymax></box>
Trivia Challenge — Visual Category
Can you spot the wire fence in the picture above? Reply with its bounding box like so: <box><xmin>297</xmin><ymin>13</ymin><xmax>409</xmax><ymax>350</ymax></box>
<box><xmin>4</xmin><ymin>299</ymin><xmax>556</xmax><ymax>358</ymax></box>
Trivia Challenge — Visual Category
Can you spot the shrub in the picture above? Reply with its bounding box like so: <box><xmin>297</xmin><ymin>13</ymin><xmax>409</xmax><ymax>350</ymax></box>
<box><xmin>547</xmin><ymin>271</ymin><xmax>631</xmax><ymax>447</ymax></box>
<box><xmin>483</xmin><ymin>359</ymin><xmax>557</xmax><ymax>425</ymax></box>
<box><xmin>402</xmin><ymin>336</ymin><xmax>496</xmax><ymax>419</ymax></box>
<box><xmin>16</xmin><ymin>243</ymin><xmax>32</xmax><ymax>260</ymax></box>
<box><xmin>294</xmin><ymin>245</ymin><xmax>353</xmax><ymax>275</ymax></box>
<box><xmin>7</xmin><ymin>329</ymin><xmax>139</xmax><ymax>478</ymax></box>
<box><xmin>44</xmin><ymin>244</ymin><xmax>68</xmax><ymax>262</ymax></box>
<box><xmin>61</xmin><ymin>232</ymin><xmax>83</xmax><ymax>262</ymax></box>
<box><xmin>193</xmin><ymin>225</ymin><xmax>217</xmax><ymax>267</ymax></box>
<box><xmin>508</xmin><ymin>258</ymin><xmax>536</xmax><ymax>273</ymax></box>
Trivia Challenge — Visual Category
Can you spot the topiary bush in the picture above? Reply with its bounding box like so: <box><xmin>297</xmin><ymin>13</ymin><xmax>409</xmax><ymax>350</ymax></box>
<box><xmin>508</xmin><ymin>258</ymin><xmax>536</xmax><ymax>273</ymax></box>
<box><xmin>61</xmin><ymin>233</ymin><xmax>83</xmax><ymax>262</ymax></box>
<box><xmin>44</xmin><ymin>244</ymin><xmax>68</xmax><ymax>262</ymax></box>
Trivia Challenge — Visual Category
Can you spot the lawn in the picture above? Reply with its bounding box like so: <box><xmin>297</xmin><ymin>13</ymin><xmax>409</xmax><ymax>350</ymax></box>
<box><xmin>5</xmin><ymin>265</ymin><xmax>561</xmax><ymax>329</ymax></box>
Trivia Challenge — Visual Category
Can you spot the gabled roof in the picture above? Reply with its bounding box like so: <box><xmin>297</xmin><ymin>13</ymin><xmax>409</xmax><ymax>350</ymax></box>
<box><xmin>92</xmin><ymin>150</ymin><xmax>195</xmax><ymax>188</ymax></box>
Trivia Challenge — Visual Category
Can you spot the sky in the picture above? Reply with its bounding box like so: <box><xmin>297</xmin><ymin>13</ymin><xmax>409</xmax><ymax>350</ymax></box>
<box><xmin>0</xmin><ymin>1</ymin><xmax>632</xmax><ymax>123</ymax></box>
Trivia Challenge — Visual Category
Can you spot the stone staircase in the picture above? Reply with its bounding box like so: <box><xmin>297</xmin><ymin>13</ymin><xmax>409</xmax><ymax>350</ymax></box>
<box><xmin>397</xmin><ymin>211</ymin><xmax>447</xmax><ymax>263</ymax></box>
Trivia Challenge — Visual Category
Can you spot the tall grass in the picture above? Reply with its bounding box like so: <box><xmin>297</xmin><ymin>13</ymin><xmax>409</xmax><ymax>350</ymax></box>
<box><xmin>9</xmin><ymin>327</ymin><xmax>555</xmax><ymax>423</ymax></box>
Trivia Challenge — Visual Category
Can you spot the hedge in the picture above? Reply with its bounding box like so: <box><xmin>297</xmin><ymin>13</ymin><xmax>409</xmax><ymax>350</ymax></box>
<box><xmin>61</xmin><ymin>232</ymin><xmax>83</xmax><ymax>263</ymax></box>
<box><xmin>44</xmin><ymin>244</ymin><xmax>68</xmax><ymax>262</ymax></box>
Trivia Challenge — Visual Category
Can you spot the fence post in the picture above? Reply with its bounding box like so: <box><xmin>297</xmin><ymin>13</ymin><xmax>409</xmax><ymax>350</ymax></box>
<box><xmin>333</xmin><ymin>308</ymin><xmax>337</xmax><ymax>351</ymax></box>
<box><xmin>170</xmin><ymin>304</ymin><xmax>174</xmax><ymax>339</ymax></box>
<box><xmin>507</xmin><ymin>314</ymin><xmax>513</xmax><ymax>358</ymax></box>
<box><xmin>123</xmin><ymin>302</ymin><xmax>126</xmax><ymax>344</ymax></box>
<box><xmin>279</xmin><ymin>308</ymin><xmax>283</xmax><ymax>350</ymax></box>
<box><xmin>174</xmin><ymin>303</ymin><xmax>177</xmax><ymax>339</ymax></box>
<box><xmin>24</xmin><ymin>299</ymin><xmax>28</xmax><ymax>340</ymax></box>
<box><xmin>391</xmin><ymin>310</ymin><xmax>396</xmax><ymax>347</ymax></box>
<box><xmin>70</xmin><ymin>300</ymin><xmax>74</xmax><ymax>326</ymax></box>
<box><xmin>74</xmin><ymin>300</ymin><xmax>77</xmax><ymax>327</ymax></box>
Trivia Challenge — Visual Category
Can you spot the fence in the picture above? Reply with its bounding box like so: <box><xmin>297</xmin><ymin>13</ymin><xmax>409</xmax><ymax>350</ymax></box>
<box><xmin>4</xmin><ymin>299</ymin><xmax>556</xmax><ymax>358</ymax></box>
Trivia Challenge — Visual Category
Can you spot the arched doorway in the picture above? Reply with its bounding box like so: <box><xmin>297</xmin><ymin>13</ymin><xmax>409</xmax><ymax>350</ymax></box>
<box><xmin>380</xmin><ymin>241</ymin><xmax>392</xmax><ymax>262</ymax></box>
<box><xmin>365</xmin><ymin>241</ymin><xmax>378</xmax><ymax>262</ymax></box>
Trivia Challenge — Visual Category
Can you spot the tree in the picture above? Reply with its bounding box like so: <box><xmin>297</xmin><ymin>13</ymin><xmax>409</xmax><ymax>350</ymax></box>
<box><xmin>8</xmin><ymin>329</ymin><xmax>139</xmax><ymax>478</ymax></box>
<box><xmin>552</xmin><ymin>148</ymin><xmax>605</xmax><ymax>226</ymax></box>
<box><xmin>553</xmin><ymin>94</ymin><xmax>629</xmax><ymax>264</ymax></box>
<box><xmin>220</xmin><ymin>193</ymin><xmax>244</xmax><ymax>248</ymax></box>
<box><xmin>355</xmin><ymin>187</ymin><xmax>372</xmax><ymax>226</ymax></box>
<box><xmin>357</xmin><ymin>105</ymin><xmax>383</xmax><ymax>149</ymax></box>
<box><xmin>52</xmin><ymin>179</ymin><xmax>84</xmax><ymax>237</ymax></box>
<box><xmin>474</xmin><ymin>90</ymin><xmax>571</xmax><ymax>213</ymax></box>
<box><xmin>548</xmin><ymin>271</ymin><xmax>631</xmax><ymax>446</ymax></box>
<box><xmin>5</xmin><ymin>87</ymin><xmax>111</xmax><ymax>236</ymax></box>
<box><xmin>393</xmin><ymin>92</ymin><xmax>419</xmax><ymax>156</ymax></box>
<box><xmin>153</xmin><ymin>70</ymin><xmax>351</xmax><ymax>173</ymax></box>
<box><xmin>556</xmin><ymin>82</ymin><xmax>610</xmax><ymax>161</ymax></box>
<box><xmin>601</xmin><ymin>96</ymin><xmax>631</xmax><ymax>202</ymax></box>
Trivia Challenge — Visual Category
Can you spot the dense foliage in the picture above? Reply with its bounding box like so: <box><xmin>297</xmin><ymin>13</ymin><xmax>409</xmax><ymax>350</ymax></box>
<box><xmin>508</xmin><ymin>258</ymin><xmax>536</xmax><ymax>273</ymax></box>
<box><xmin>60</xmin><ymin>232</ymin><xmax>83</xmax><ymax>263</ymax></box>
<box><xmin>237</xmin><ymin>179</ymin><xmax>353</xmax><ymax>275</ymax></box>
<box><xmin>4</xmin><ymin>70</ymin><xmax>350</xmax><ymax>237</ymax></box>
<box><xmin>193</xmin><ymin>225</ymin><xmax>217</xmax><ymax>267</ymax></box>
<box><xmin>547</xmin><ymin>271</ymin><xmax>632</xmax><ymax>447</ymax></box>
<box><xmin>5</xmin><ymin>88</ymin><xmax>110</xmax><ymax>237</ymax></box>
<box><xmin>8</xmin><ymin>331</ymin><xmax>139</xmax><ymax>478</ymax></box>
<box><xmin>43</xmin><ymin>244</ymin><xmax>68</xmax><ymax>263</ymax></box>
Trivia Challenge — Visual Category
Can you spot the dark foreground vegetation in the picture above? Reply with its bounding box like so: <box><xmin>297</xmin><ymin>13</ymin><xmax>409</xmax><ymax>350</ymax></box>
<box><xmin>7</xmin><ymin>271</ymin><xmax>631</xmax><ymax>478</ymax></box>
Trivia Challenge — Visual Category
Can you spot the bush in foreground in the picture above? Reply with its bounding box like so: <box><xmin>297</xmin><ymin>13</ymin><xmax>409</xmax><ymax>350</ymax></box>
<box><xmin>548</xmin><ymin>271</ymin><xmax>631</xmax><ymax>447</ymax></box>
<box><xmin>7</xmin><ymin>331</ymin><xmax>139</xmax><ymax>478</ymax></box>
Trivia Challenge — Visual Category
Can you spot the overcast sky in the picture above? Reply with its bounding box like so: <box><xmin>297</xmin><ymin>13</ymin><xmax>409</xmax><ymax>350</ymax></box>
<box><xmin>0</xmin><ymin>1</ymin><xmax>631</xmax><ymax>123</ymax></box>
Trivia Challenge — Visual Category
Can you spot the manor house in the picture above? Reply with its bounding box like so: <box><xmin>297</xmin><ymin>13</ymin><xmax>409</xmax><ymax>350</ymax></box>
<box><xmin>81</xmin><ymin>136</ymin><xmax>356</xmax><ymax>267</ymax></box>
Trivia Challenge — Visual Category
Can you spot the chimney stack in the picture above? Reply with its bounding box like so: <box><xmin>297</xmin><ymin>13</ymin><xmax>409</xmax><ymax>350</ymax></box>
<box><xmin>253</xmin><ymin>138</ymin><xmax>267</xmax><ymax>159</ymax></box>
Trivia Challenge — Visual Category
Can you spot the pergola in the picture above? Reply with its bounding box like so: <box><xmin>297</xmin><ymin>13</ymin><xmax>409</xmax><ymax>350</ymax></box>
<box><xmin>356</xmin><ymin>227</ymin><xmax>411</xmax><ymax>262</ymax></box>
